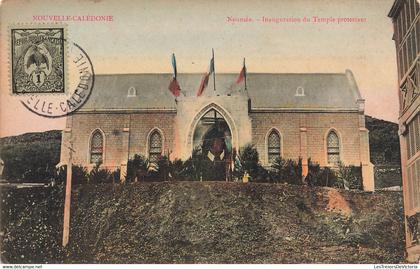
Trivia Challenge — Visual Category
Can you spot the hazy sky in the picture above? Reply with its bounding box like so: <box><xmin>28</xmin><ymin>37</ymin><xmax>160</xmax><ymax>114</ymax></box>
<box><xmin>0</xmin><ymin>0</ymin><xmax>399</xmax><ymax>137</ymax></box>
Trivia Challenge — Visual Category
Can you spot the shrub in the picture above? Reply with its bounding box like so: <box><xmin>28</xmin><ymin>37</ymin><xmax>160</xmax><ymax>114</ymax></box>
<box><xmin>126</xmin><ymin>154</ymin><xmax>180</xmax><ymax>182</ymax></box>
<box><xmin>126</xmin><ymin>154</ymin><xmax>148</xmax><ymax>182</ymax></box>
<box><xmin>170</xmin><ymin>158</ymin><xmax>187</xmax><ymax>181</ymax></box>
<box><xmin>253</xmin><ymin>165</ymin><xmax>271</xmax><ymax>182</ymax></box>
<box><xmin>271</xmin><ymin>157</ymin><xmax>303</xmax><ymax>185</ymax></box>
<box><xmin>54</xmin><ymin>166</ymin><xmax>66</xmax><ymax>184</ymax></box>
<box><xmin>305</xmin><ymin>159</ymin><xmax>338</xmax><ymax>187</ymax></box>
<box><xmin>237</xmin><ymin>144</ymin><xmax>271</xmax><ymax>182</ymax></box>
<box><xmin>335</xmin><ymin>162</ymin><xmax>362</xmax><ymax>190</ymax></box>
<box><xmin>55</xmin><ymin>165</ymin><xmax>120</xmax><ymax>185</ymax></box>
<box><xmin>73</xmin><ymin>165</ymin><xmax>89</xmax><ymax>185</ymax></box>
<box><xmin>88</xmin><ymin>164</ymin><xmax>113</xmax><ymax>184</ymax></box>
<box><xmin>111</xmin><ymin>169</ymin><xmax>121</xmax><ymax>183</ymax></box>
<box><xmin>170</xmin><ymin>157</ymin><xmax>202</xmax><ymax>181</ymax></box>
<box><xmin>180</xmin><ymin>147</ymin><xmax>204</xmax><ymax>181</ymax></box>
<box><xmin>54</xmin><ymin>165</ymin><xmax>89</xmax><ymax>185</ymax></box>
<box><xmin>156</xmin><ymin>156</ymin><xmax>171</xmax><ymax>181</ymax></box>
<box><xmin>239</xmin><ymin>144</ymin><xmax>259</xmax><ymax>176</ymax></box>
<box><xmin>304</xmin><ymin>160</ymin><xmax>362</xmax><ymax>190</ymax></box>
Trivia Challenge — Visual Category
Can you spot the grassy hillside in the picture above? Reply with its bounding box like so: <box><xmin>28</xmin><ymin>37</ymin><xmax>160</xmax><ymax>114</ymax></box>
<box><xmin>0</xmin><ymin>130</ymin><xmax>61</xmax><ymax>182</ymax></box>
<box><xmin>365</xmin><ymin>116</ymin><xmax>400</xmax><ymax>165</ymax></box>
<box><xmin>1</xmin><ymin>182</ymin><xmax>405</xmax><ymax>263</ymax></box>
<box><xmin>0</xmin><ymin>130</ymin><xmax>61</xmax><ymax>146</ymax></box>
<box><xmin>365</xmin><ymin>116</ymin><xmax>402</xmax><ymax>188</ymax></box>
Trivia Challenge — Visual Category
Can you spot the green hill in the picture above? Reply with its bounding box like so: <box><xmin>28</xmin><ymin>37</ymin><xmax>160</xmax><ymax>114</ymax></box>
<box><xmin>0</xmin><ymin>130</ymin><xmax>61</xmax><ymax>182</ymax></box>
<box><xmin>365</xmin><ymin>116</ymin><xmax>401</xmax><ymax>165</ymax></box>
<box><xmin>0</xmin><ymin>130</ymin><xmax>61</xmax><ymax>146</ymax></box>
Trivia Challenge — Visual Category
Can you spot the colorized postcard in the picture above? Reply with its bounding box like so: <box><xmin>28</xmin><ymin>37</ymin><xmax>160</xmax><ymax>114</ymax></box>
<box><xmin>0</xmin><ymin>0</ymin><xmax>419</xmax><ymax>266</ymax></box>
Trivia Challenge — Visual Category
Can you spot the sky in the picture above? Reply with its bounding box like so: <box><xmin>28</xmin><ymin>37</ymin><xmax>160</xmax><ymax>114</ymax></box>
<box><xmin>0</xmin><ymin>0</ymin><xmax>399</xmax><ymax>137</ymax></box>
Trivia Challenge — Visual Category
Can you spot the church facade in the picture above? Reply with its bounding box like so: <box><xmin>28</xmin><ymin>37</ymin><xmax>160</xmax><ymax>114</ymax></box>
<box><xmin>60</xmin><ymin>70</ymin><xmax>374</xmax><ymax>190</ymax></box>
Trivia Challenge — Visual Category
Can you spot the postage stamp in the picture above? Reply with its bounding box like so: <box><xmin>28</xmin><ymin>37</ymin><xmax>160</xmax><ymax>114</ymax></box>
<box><xmin>11</xmin><ymin>27</ymin><xmax>66</xmax><ymax>94</ymax></box>
<box><xmin>9</xmin><ymin>24</ymin><xmax>94</xmax><ymax>118</ymax></box>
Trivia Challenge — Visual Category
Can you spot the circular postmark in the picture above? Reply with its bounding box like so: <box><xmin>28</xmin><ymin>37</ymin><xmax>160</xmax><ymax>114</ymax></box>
<box><xmin>18</xmin><ymin>38</ymin><xmax>94</xmax><ymax>118</ymax></box>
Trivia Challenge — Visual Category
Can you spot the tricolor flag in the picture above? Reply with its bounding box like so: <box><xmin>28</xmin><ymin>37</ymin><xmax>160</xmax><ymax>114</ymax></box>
<box><xmin>236</xmin><ymin>58</ymin><xmax>246</xmax><ymax>86</ymax></box>
<box><xmin>168</xmin><ymin>53</ymin><xmax>181</xmax><ymax>97</ymax></box>
<box><xmin>197</xmin><ymin>50</ymin><xmax>215</xmax><ymax>97</ymax></box>
<box><xmin>197</xmin><ymin>73</ymin><xmax>210</xmax><ymax>97</ymax></box>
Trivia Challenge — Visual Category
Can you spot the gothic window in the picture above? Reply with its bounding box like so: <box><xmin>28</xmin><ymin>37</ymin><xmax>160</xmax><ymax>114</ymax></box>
<box><xmin>90</xmin><ymin>130</ymin><xmax>104</xmax><ymax>164</ymax></box>
<box><xmin>327</xmin><ymin>130</ymin><xmax>340</xmax><ymax>165</ymax></box>
<box><xmin>267</xmin><ymin>130</ymin><xmax>281</xmax><ymax>163</ymax></box>
<box><xmin>149</xmin><ymin>130</ymin><xmax>163</xmax><ymax>163</ymax></box>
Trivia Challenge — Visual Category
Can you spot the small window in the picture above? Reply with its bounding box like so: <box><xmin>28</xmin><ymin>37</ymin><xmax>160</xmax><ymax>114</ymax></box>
<box><xmin>327</xmin><ymin>131</ymin><xmax>340</xmax><ymax>165</ymax></box>
<box><xmin>267</xmin><ymin>130</ymin><xmax>281</xmax><ymax>163</ymax></box>
<box><xmin>295</xmin><ymin>86</ymin><xmax>305</xmax><ymax>96</ymax></box>
<box><xmin>127</xmin><ymin>86</ymin><xmax>136</xmax><ymax>97</ymax></box>
<box><xmin>90</xmin><ymin>130</ymin><xmax>104</xmax><ymax>164</ymax></box>
<box><xmin>149</xmin><ymin>130</ymin><xmax>163</xmax><ymax>163</ymax></box>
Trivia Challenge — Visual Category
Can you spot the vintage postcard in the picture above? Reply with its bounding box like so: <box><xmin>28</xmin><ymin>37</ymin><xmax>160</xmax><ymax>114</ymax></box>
<box><xmin>0</xmin><ymin>0</ymin><xmax>419</xmax><ymax>267</ymax></box>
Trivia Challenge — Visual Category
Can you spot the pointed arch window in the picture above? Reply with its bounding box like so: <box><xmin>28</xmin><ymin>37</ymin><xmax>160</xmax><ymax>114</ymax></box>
<box><xmin>267</xmin><ymin>130</ymin><xmax>281</xmax><ymax>163</ymax></box>
<box><xmin>327</xmin><ymin>130</ymin><xmax>340</xmax><ymax>165</ymax></box>
<box><xmin>90</xmin><ymin>130</ymin><xmax>104</xmax><ymax>164</ymax></box>
<box><xmin>149</xmin><ymin>130</ymin><xmax>163</xmax><ymax>162</ymax></box>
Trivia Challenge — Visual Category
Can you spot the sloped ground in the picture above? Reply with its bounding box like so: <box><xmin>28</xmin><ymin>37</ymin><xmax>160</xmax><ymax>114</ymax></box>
<box><xmin>1</xmin><ymin>182</ymin><xmax>405</xmax><ymax>263</ymax></box>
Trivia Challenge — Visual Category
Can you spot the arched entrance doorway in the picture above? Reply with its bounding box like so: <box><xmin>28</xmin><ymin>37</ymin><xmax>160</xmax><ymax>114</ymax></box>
<box><xmin>192</xmin><ymin>108</ymin><xmax>232</xmax><ymax>181</ymax></box>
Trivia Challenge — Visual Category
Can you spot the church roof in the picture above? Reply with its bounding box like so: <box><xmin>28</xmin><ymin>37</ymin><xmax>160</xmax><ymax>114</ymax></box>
<box><xmin>80</xmin><ymin>70</ymin><xmax>362</xmax><ymax>111</ymax></box>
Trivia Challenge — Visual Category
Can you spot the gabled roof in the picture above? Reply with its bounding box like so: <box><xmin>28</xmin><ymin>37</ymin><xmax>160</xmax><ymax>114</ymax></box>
<box><xmin>80</xmin><ymin>70</ymin><xmax>362</xmax><ymax>111</ymax></box>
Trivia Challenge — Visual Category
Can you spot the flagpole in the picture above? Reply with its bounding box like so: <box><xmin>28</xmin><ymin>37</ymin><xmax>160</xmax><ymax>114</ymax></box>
<box><xmin>244</xmin><ymin>58</ymin><xmax>247</xmax><ymax>91</ymax></box>
<box><xmin>173</xmin><ymin>53</ymin><xmax>176</xmax><ymax>101</ymax></box>
<box><xmin>212</xmin><ymin>48</ymin><xmax>216</xmax><ymax>92</ymax></box>
<box><xmin>172</xmin><ymin>53</ymin><xmax>177</xmax><ymax>79</ymax></box>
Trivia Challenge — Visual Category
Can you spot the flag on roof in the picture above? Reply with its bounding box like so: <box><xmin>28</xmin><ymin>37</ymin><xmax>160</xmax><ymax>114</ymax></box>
<box><xmin>197</xmin><ymin>72</ymin><xmax>210</xmax><ymax>97</ymax></box>
<box><xmin>168</xmin><ymin>53</ymin><xmax>181</xmax><ymax>97</ymax></box>
<box><xmin>168</xmin><ymin>78</ymin><xmax>181</xmax><ymax>97</ymax></box>
<box><xmin>197</xmin><ymin>50</ymin><xmax>215</xmax><ymax>96</ymax></box>
<box><xmin>171</xmin><ymin>53</ymin><xmax>177</xmax><ymax>79</ymax></box>
<box><xmin>236</xmin><ymin>58</ymin><xmax>246</xmax><ymax>84</ymax></box>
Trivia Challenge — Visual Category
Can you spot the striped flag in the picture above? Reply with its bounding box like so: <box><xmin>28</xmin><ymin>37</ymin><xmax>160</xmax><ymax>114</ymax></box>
<box><xmin>197</xmin><ymin>51</ymin><xmax>215</xmax><ymax>97</ymax></box>
<box><xmin>168</xmin><ymin>78</ymin><xmax>181</xmax><ymax>97</ymax></box>
<box><xmin>197</xmin><ymin>73</ymin><xmax>209</xmax><ymax>97</ymax></box>
<box><xmin>168</xmin><ymin>53</ymin><xmax>181</xmax><ymax>97</ymax></box>
<box><xmin>236</xmin><ymin>58</ymin><xmax>246</xmax><ymax>84</ymax></box>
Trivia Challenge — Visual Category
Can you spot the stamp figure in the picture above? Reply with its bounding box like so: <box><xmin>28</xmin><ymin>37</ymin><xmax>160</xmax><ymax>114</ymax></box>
<box><xmin>11</xmin><ymin>28</ymin><xmax>65</xmax><ymax>94</ymax></box>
